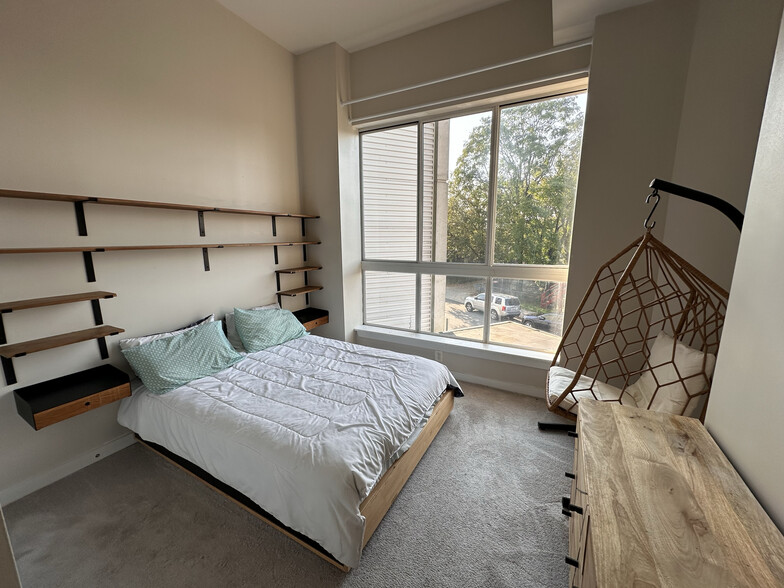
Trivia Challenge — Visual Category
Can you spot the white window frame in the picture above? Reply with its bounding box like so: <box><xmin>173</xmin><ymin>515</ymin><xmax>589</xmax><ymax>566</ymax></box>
<box><xmin>359</xmin><ymin>88</ymin><xmax>584</xmax><ymax>355</ymax></box>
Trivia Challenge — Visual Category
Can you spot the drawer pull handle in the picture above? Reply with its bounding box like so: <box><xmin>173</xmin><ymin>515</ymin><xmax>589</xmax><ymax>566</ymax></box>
<box><xmin>84</xmin><ymin>401</ymin><xmax>91</xmax><ymax>406</ymax></box>
<box><xmin>567</xmin><ymin>431</ymin><xmax>578</xmax><ymax>438</ymax></box>
<box><xmin>565</xmin><ymin>556</ymin><xmax>579</xmax><ymax>568</ymax></box>
<box><xmin>561</xmin><ymin>508</ymin><xmax>572</xmax><ymax>517</ymax></box>
<box><xmin>565</xmin><ymin>471</ymin><xmax>575</xmax><ymax>479</ymax></box>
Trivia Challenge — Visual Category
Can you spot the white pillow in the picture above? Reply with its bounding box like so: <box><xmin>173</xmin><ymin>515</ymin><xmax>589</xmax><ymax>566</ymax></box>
<box><xmin>626</xmin><ymin>331</ymin><xmax>716</xmax><ymax>417</ymax></box>
<box><xmin>119</xmin><ymin>314</ymin><xmax>215</xmax><ymax>350</ymax></box>
<box><xmin>225</xmin><ymin>302</ymin><xmax>280</xmax><ymax>351</ymax></box>
<box><xmin>548</xmin><ymin>366</ymin><xmax>633</xmax><ymax>415</ymax></box>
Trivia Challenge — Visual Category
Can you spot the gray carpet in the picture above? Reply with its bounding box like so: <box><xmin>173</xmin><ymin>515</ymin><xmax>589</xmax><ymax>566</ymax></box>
<box><xmin>5</xmin><ymin>382</ymin><xmax>574</xmax><ymax>587</ymax></box>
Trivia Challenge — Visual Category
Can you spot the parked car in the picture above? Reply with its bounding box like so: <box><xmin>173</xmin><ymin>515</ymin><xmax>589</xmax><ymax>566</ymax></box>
<box><xmin>522</xmin><ymin>313</ymin><xmax>564</xmax><ymax>333</ymax></box>
<box><xmin>464</xmin><ymin>293</ymin><xmax>521</xmax><ymax>320</ymax></box>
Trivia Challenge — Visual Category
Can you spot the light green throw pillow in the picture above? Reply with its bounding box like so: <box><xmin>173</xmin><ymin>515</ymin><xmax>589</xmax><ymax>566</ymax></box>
<box><xmin>121</xmin><ymin>320</ymin><xmax>243</xmax><ymax>394</ymax></box>
<box><xmin>233</xmin><ymin>307</ymin><xmax>307</xmax><ymax>353</ymax></box>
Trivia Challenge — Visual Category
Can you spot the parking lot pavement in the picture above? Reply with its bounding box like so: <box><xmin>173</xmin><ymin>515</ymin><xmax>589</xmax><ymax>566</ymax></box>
<box><xmin>441</xmin><ymin>302</ymin><xmax>561</xmax><ymax>353</ymax></box>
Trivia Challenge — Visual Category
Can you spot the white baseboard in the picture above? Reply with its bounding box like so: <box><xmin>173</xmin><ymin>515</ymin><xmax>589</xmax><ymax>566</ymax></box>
<box><xmin>0</xmin><ymin>433</ymin><xmax>137</xmax><ymax>506</ymax></box>
<box><xmin>451</xmin><ymin>371</ymin><xmax>544</xmax><ymax>399</ymax></box>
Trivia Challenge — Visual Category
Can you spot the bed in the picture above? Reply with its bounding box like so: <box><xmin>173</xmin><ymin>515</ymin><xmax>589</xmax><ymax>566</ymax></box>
<box><xmin>117</xmin><ymin>331</ymin><xmax>461</xmax><ymax>570</ymax></box>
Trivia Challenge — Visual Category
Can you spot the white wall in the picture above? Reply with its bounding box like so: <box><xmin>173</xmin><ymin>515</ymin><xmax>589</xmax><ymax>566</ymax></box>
<box><xmin>0</xmin><ymin>0</ymin><xmax>301</xmax><ymax>502</ymax></box>
<box><xmin>663</xmin><ymin>0</ymin><xmax>783</xmax><ymax>291</ymax></box>
<box><xmin>705</xmin><ymin>13</ymin><xmax>784</xmax><ymax>529</ymax></box>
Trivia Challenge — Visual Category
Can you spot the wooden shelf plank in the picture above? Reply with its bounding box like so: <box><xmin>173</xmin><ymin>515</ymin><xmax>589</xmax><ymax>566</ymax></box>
<box><xmin>0</xmin><ymin>189</ymin><xmax>318</xmax><ymax>219</ymax></box>
<box><xmin>0</xmin><ymin>325</ymin><xmax>124</xmax><ymax>358</ymax></box>
<box><xmin>0</xmin><ymin>188</ymin><xmax>89</xmax><ymax>203</ymax></box>
<box><xmin>0</xmin><ymin>291</ymin><xmax>116</xmax><ymax>312</ymax></box>
<box><xmin>93</xmin><ymin>197</ymin><xmax>211</xmax><ymax>212</ymax></box>
<box><xmin>0</xmin><ymin>241</ymin><xmax>321</xmax><ymax>254</ymax></box>
<box><xmin>277</xmin><ymin>286</ymin><xmax>323</xmax><ymax>297</ymax></box>
<box><xmin>274</xmin><ymin>266</ymin><xmax>322</xmax><ymax>274</ymax></box>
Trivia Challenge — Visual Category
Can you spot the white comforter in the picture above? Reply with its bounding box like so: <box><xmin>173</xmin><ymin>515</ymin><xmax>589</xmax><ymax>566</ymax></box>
<box><xmin>117</xmin><ymin>335</ymin><xmax>460</xmax><ymax>567</ymax></box>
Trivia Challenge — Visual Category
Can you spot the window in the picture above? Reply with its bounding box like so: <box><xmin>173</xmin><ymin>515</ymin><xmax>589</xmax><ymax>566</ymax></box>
<box><xmin>360</xmin><ymin>91</ymin><xmax>586</xmax><ymax>354</ymax></box>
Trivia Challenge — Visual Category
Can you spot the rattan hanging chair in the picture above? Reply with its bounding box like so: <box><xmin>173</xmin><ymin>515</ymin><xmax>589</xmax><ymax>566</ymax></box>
<box><xmin>546</xmin><ymin>229</ymin><xmax>729</xmax><ymax>423</ymax></box>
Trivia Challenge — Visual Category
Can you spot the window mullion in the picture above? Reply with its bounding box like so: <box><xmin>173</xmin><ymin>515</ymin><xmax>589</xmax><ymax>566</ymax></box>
<box><xmin>483</xmin><ymin>106</ymin><xmax>501</xmax><ymax>344</ymax></box>
<box><xmin>416</xmin><ymin>122</ymin><xmax>424</xmax><ymax>330</ymax></box>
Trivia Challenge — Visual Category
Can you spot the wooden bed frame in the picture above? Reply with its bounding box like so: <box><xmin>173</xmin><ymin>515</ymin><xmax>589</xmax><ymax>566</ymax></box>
<box><xmin>137</xmin><ymin>388</ymin><xmax>456</xmax><ymax>571</ymax></box>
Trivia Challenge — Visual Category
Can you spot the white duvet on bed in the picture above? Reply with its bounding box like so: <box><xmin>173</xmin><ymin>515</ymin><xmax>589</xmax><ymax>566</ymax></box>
<box><xmin>117</xmin><ymin>335</ymin><xmax>460</xmax><ymax>568</ymax></box>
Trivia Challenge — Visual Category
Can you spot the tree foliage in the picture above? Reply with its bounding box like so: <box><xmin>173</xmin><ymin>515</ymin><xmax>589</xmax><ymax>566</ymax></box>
<box><xmin>447</xmin><ymin>97</ymin><xmax>584</xmax><ymax>265</ymax></box>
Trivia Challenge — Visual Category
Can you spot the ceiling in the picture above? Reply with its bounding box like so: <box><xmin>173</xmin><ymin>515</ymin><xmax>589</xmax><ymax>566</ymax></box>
<box><xmin>216</xmin><ymin>0</ymin><xmax>651</xmax><ymax>55</ymax></box>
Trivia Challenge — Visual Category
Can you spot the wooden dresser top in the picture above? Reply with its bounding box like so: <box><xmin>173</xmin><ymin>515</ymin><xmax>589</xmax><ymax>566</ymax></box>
<box><xmin>577</xmin><ymin>399</ymin><xmax>784</xmax><ymax>587</ymax></box>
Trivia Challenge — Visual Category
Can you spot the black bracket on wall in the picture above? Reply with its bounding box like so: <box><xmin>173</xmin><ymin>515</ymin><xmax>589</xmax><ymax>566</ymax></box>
<box><xmin>1</xmin><ymin>356</ymin><xmax>16</xmax><ymax>386</ymax></box>
<box><xmin>202</xmin><ymin>248</ymin><xmax>211</xmax><ymax>271</ymax></box>
<box><xmin>74</xmin><ymin>202</ymin><xmax>88</xmax><ymax>236</ymax></box>
<box><xmin>198</xmin><ymin>211</ymin><xmax>206</xmax><ymax>237</ymax></box>
<box><xmin>83</xmin><ymin>251</ymin><xmax>97</xmax><ymax>283</ymax></box>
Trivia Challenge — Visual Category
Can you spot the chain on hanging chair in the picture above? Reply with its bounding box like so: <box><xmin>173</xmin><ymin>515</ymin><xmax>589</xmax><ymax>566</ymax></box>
<box><xmin>545</xmin><ymin>180</ymin><xmax>739</xmax><ymax>423</ymax></box>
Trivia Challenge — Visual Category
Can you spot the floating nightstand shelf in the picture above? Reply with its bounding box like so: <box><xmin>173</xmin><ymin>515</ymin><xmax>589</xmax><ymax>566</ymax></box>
<box><xmin>14</xmin><ymin>364</ymin><xmax>131</xmax><ymax>430</ymax></box>
<box><xmin>293</xmin><ymin>308</ymin><xmax>329</xmax><ymax>331</ymax></box>
<box><xmin>0</xmin><ymin>291</ymin><xmax>121</xmax><ymax>385</ymax></box>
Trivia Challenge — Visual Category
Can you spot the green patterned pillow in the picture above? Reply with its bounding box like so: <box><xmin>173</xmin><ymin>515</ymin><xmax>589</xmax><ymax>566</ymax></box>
<box><xmin>233</xmin><ymin>307</ymin><xmax>307</xmax><ymax>353</ymax></box>
<box><xmin>121</xmin><ymin>320</ymin><xmax>243</xmax><ymax>394</ymax></box>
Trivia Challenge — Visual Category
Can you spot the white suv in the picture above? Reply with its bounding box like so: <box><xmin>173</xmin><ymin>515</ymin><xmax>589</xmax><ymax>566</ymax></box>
<box><xmin>464</xmin><ymin>293</ymin><xmax>521</xmax><ymax>320</ymax></box>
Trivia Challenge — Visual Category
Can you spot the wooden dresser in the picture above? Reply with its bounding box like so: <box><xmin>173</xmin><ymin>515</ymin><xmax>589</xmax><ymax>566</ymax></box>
<box><xmin>566</xmin><ymin>399</ymin><xmax>784</xmax><ymax>587</ymax></box>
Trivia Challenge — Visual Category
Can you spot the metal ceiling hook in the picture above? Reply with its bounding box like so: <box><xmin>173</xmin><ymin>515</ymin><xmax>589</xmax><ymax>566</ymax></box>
<box><xmin>644</xmin><ymin>189</ymin><xmax>660</xmax><ymax>230</ymax></box>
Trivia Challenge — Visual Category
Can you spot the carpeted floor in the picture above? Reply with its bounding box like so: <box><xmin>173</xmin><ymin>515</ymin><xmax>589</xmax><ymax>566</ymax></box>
<box><xmin>5</xmin><ymin>382</ymin><xmax>575</xmax><ymax>587</ymax></box>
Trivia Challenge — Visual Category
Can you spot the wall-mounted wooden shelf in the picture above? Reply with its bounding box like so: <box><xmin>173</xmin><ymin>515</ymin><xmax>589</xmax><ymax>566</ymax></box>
<box><xmin>0</xmin><ymin>242</ymin><xmax>321</xmax><ymax>282</ymax></box>
<box><xmin>0</xmin><ymin>188</ymin><xmax>318</xmax><ymax>238</ymax></box>
<box><xmin>0</xmin><ymin>291</ymin><xmax>115</xmax><ymax>313</ymax></box>
<box><xmin>0</xmin><ymin>291</ymin><xmax>120</xmax><ymax>386</ymax></box>
<box><xmin>277</xmin><ymin>285</ymin><xmax>322</xmax><ymax>306</ymax></box>
<box><xmin>274</xmin><ymin>266</ymin><xmax>322</xmax><ymax>291</ymax></box>
<box><xmin>277</xmin><ymin>286</ymin><xmax>322</xmax><ymax>297</ymax></box>
<box><xmin>0</xmin><ymin>325</ymin><xmax>124</xmax><ymax>358</ymax></box>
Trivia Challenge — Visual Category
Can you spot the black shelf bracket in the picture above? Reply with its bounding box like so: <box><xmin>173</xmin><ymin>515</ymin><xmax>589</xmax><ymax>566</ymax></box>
<box><xmin>74</xmin><ymin>201</ymin><xmax>88</xmax><ymax>236</ymax></box>
<box><xmin>271</xmin><ymin>217</ymin><xmax>277</xmax><ymax>237</ymax></box>
<box><xmin>97</xmin><ymin>337</ymin><xmax>109</xmax><ymax>359</ymax></box>
<box><xmin>90</xmin><ymin>299</ymin><xmax>104</xmax><ymax>325</ymax></box>
<box><xmin>301</xmin><ymin>218</ymin><xmax>306</xmax><ymax>237</ymax></box>
<box><xmin>273</xmin><ymin>246</ymin><xmax>279</xmax><ymax>265</ymax></box>
<box><xmin>0</xmin><ymin>311</ymin><xmax>8</xmax><ymax>345</ymax></box>
<box><xmin>198</xmin><ymin>211</ymin><xmax>206</xmax><ymax>237</ymax></box>
<box><xmin>275</xmin><ymin>273</ymin><xmax>281</xmax><ymax>291</ymax></box>
<box><xmin>302</xmin><ymin>245</ymin><xmax>308</xmax><ymax>262</ymax></box>
<box><xmin>202</xmin><ymin>248</ymin><xmax>210</xmax><ymax>271</ymax></box>
<box><xmin>1</xmin><ymin>356</ymin><xmax>16</xmax><ymax>386</ymax></box>
<box><xmin>83</xmin><ymin>251</ymin><xmax>96</xmax><ymax>283</ymax></box>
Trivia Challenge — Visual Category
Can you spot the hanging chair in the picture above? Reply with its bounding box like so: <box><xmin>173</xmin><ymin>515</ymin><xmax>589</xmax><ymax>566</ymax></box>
<box><xmin>546</xmin><ymin>184</ymin><xmax>734</xmax><ymax>423</ymax></box>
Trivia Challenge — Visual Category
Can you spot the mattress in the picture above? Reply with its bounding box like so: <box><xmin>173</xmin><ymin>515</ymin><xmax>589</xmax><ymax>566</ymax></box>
<box><xmin>118</xmin><ymin>335</ymin><xmax>461</xmax><ymax>567</ymax></box>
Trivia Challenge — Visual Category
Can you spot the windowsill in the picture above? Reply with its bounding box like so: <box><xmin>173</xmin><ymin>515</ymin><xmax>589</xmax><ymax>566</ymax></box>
<box><xmin>354</xmin><ymin>325</ymin><xmax>553</xmax><ymax>369</ymax></box>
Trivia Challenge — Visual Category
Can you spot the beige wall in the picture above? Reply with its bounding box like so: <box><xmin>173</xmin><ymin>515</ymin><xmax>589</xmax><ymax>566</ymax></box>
<box><xmin>565</xmin><ymin>0</ymin><xmax>699</xmax><ymax>327</ymax></box>
<box><xmin>0</xmin><ymin>0</ymin><xmax>300</xmax><ymax>501</ymax></box>
<box><xmin>663</xmin><ymin>0</ymin><xmax>783</xmax><ymax>291</ymax></box>
<box><xmin>705</xmin><ymin>14</ymin><xmax>784</xmax><ymax>529</ymax></box>
<box><xmin>294</xmin><ymin>44</ymin><xmax>362</xmax><ymax>341</ymax></box>
<box><xmin>348</xmin><ymin>0</ymin><xmax>590</xmax><ymax>125</ymax></box>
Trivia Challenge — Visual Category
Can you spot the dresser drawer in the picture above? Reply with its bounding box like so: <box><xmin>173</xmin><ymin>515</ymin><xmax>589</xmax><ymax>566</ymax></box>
<box><xmin>302</xmin><ymin>315</ymin><xmax>329</xmax><ymax>331</ymax></box>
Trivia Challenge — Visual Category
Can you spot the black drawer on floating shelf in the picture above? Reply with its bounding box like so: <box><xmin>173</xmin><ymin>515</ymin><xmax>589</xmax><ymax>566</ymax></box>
<box><xmin>14</xmin><ymin>364</ymin><xmax>131</xmax><ymax>430</ymax></box>
<box><xmin>293</xmin><ymin>307</ymin><xmax>329</xmax><ymax>331</ymax></box>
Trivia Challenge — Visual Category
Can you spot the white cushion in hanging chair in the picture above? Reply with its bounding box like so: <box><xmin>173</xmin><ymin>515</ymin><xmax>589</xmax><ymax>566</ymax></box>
<box><xmin>625</xmin><ymin>332</ymin><xmax>716</xmax><ymax>417</ymax></box>
<box><xmin>547</xmin><ymin>366</ymin><xmax>635</xmax><ymax>414</ymax></box>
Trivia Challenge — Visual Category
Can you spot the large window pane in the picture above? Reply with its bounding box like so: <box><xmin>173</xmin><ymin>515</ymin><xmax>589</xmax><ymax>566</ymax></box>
<box><xmin>420</xmin><ymin>275</ymin><xmax>484</xmax><ymax>343</ymax></box>
<box><xmin>364</xmin><ymin>271</ymin><xmax>417</xmax><ymax>330</ymax></box>
<box><xmin>494</xmin><ymin>95</ymin><xmax>585</xmax><ymax>265</ymax></box>
<box><xmin>486</xmin><ymin>278</ymin><xmax>566</xmax><ymax>353</ymax></box>
<box><xmin>362</xmin><ymin>125</ymin><xmax>418</xmax><ymax>260</ymax></box>
<box><xmin>421</xmin><ymin>112</ymin><xmax>491</xmax><ymax>264</ymax></box>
